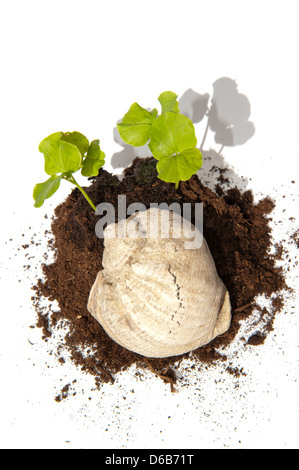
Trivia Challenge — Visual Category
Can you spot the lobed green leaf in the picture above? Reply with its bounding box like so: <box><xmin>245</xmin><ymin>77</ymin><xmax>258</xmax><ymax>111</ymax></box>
<box><xmin>81</xmin><ymin>139</ymin><xmax>105</xmax><ymax>177</ymax></box>
<box><xmin>38</xmin><ymin>132</ymin><xmax>63</xmax><ymax>175</ymax></box>
<box><xmin>39</xmin><ymin>133</ymin><xmax>82</xmax><ymax>176</ymax></box>
<box><xmin>60</xmin><ymin>131</ymin><xmax>89</xmax><ymax>156</ymax></box>
<box><xmin>33</xmin><ymin>174</ymin><xmax>62</xmax><ymax>208</ymax></box>
<box><xmin>158</xmin><ymin>91</ymin><xmax>180</xmax><ymax>114</ymax></box>
<box><xmin>156</xmin><ymin>148</ymin><xmax>203</xmax><ymax>183</ymax></box>
<box><xmin>117</xmin><ymin>103</ymin><xmax>158</xmax><ymax>147</ymax></box>
<box><xmin>148</xmin><ymin>112</ymin><xmax>197</xmax><ymax>160</ymax></box>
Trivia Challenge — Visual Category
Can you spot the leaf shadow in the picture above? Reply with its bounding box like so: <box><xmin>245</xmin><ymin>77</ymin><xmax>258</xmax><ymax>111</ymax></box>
<box><xmin>204</xmin><ymin>77</ymin><xmax>255</xmax><ymax>149</ymax></box>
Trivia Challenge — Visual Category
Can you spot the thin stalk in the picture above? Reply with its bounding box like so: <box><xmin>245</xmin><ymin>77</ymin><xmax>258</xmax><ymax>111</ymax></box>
<box><xmin>218</xmin><ymin>144</ymin><xmax>225</xmax><ymax>155</ymax></box>
<box><xmin>200</xmin><ymin>115</ymin><xmax>210</xmax><ymax>150</ymax></box>
<box><xmin>64</xmin><ymin>175</ymin><xmax>97</xmax><ymax>212</ymax></box>
<box><xmin>175</xmin><ymin>181</ymin><xmax>180</xmax><ymax>190</ymax></box>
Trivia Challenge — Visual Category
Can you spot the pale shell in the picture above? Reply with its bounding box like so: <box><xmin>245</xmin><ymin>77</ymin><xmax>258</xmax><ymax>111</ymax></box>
<box><xmin>88</xmin><ymin>208</ymin><xmax>231</xmax><ymax>358</ymax></box>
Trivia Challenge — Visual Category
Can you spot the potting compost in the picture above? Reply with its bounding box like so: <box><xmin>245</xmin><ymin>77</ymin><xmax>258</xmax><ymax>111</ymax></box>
<box><xmin>31</xmin><ymin>157</ymin><xmax>290</xmax><ymax>394</ymax></box>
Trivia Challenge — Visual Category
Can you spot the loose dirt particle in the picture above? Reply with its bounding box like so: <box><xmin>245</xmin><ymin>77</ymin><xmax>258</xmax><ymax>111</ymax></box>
<box><xmin>31</xmin><ymin>157</ymin><xmax>292</xmax><ymax>391</ymax></box>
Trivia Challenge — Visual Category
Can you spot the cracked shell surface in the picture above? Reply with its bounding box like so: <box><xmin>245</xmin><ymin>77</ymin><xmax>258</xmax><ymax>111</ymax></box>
<box><xmin>88</xmin><ymin>208</ymin><xmax>231</xmax><ymax>358</ymax></box>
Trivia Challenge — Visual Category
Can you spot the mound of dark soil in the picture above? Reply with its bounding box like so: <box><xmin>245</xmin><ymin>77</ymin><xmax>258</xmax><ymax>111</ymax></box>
<box><xmin>32</xmin><ymin>157</ymin><xmax>287</xmax><ymax>392</ymax></box>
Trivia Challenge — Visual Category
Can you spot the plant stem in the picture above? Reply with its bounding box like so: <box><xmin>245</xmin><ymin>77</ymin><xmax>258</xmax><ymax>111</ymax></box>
<box><xmin>175</xmin><ymin>181</ymin><xmax>180</xmax><ymax>190</ymax></box>
<box><xmin>218</xmin><ymin>144</ymin><xmax>225</xmax><ymax>155</ymax></box>
<box><xmin>65</xmin><ymin>175</ymin><xmax>97</xmax><ymax>212</ymax></box>
<box><xmin>200</xmin><ymin>115</ymin><xmax>210</xmax><ymax>150</ymax></box>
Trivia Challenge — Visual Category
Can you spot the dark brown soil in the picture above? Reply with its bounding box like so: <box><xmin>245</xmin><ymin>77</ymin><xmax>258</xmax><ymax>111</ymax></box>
<box><xmin>32</xmin><ymin>157</ymin><xmax>289</xmax><ymax>392</ymax></box>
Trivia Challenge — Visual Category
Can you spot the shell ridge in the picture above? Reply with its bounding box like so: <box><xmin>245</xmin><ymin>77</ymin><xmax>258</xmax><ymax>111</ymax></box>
<box><xmin>87</xmin><ymin>208</ymin><xmax>232</xmax><ymax>358</ymax></box>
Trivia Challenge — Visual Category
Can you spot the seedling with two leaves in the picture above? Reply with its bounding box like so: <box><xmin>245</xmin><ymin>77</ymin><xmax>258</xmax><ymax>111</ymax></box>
<box><xmin>33</xmin><ymin>131</ymin><xmax>105</xmax><ymax>211</ymax></box>
<box><xmin>117</xmin><ymin>91</ymin><xmax>203</xmax><ymax>189</ymax></box>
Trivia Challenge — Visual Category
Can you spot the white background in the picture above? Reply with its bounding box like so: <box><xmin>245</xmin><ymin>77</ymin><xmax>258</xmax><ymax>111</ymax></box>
<box><xmin>0</xmin><ymin>0</ymin><xmax>298</xmax><ymax>449</ymax></box>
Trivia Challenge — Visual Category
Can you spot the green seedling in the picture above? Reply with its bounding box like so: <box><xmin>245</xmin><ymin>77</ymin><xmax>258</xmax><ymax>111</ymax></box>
<box><xmin>117</xmin><ymin>91</ymin><xmax>203</xmax><ymax>189</ymax></box>
<box><xmin>33</xmin><ymin>131</ymin><xmax>105</xmax><ymax>211</ymax></box>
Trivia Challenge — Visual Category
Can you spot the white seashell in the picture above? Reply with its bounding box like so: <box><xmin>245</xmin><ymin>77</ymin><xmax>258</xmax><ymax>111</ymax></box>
<box><xmin>88</xmin><ymin>208</ymin><xmax>231</xmax><ymax>358</ymax></box>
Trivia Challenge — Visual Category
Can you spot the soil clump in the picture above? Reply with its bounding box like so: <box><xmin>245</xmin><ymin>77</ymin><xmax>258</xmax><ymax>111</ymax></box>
<box><xmin>32</xmin><ymin>157</ymin><xmax>288</xmax><ymax>391</ymax></box>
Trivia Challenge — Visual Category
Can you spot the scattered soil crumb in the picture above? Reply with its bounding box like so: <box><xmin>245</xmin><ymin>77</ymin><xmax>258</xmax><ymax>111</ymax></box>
<box><xmin>30</xmin><ymin>157</ymin><xmax>296</xmax><ymax>394</ymax></box>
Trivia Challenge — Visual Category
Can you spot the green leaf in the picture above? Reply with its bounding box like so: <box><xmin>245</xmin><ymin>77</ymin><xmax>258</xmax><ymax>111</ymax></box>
<box><xmin>38</xmin><ymin>132</ymin><xmax>63</xmax><ymax>175</ymax></box>
<box><xmin>39</xmin><ymin>133</ymin><xmax>82</xmax><ymax>175</ymax></box>
<box><xmin>60</xmin><ymin>131</ymin><xmax>89</xmax><ymax>156</ymax></box>
<box><xmin>38</xmin><ymin>132</ymin><xmax>63</xmax><ymax>153</ymax></box>
<box><xmin>148</xmin><ymin>112</ymin><xmax>197</xmax><ymax>160</ymax></box>
<box><xmin>58</xmin><ymin>140</ymin><xmax>82</xmax><ymax>172</ymax></box>
<box><xmin>158</xmin><ymin>91</ymin><xmax>180</xmax><ymax>114</ymax></box>
<box><xmin>33</xmin><ymin>174</ymin><xmax>62</xmax><ymax>208</ymax></box>
<box><xmin>156</xmin><ymin>148</ymin><xmax>203</xmax><ymax>183</ymax></box>
<box><xmin>81</xmin><ymin>139</ymin><xmax>105</xmax><ymax>177</ymax></box>
<box><xmin>150</xmin><ymin>108</ymin><xmax>158</xmax><ymax>119</ymax></box>
<box><xmin>117</xmin><ymin>102</ymin><xmax>157</xmax><ymax>146</ymax></box>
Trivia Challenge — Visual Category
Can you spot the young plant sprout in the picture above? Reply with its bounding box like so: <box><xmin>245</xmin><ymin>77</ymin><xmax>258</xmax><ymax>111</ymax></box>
<box><xmin>117</xmin><ymin>91</ymin><xmax>203</xmax><ymax>189</ymax></box>
<box><xmin>33</xmin><ymin>131</ymin><xmax>105</xmax><ymax>211</ymax></box>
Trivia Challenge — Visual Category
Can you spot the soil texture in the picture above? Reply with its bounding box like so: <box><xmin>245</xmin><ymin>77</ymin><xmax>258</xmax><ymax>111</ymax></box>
<box><xmin>32</xmin><ymin>157</ymin><xmax>289</xmax><ymax>392</ymax></box>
